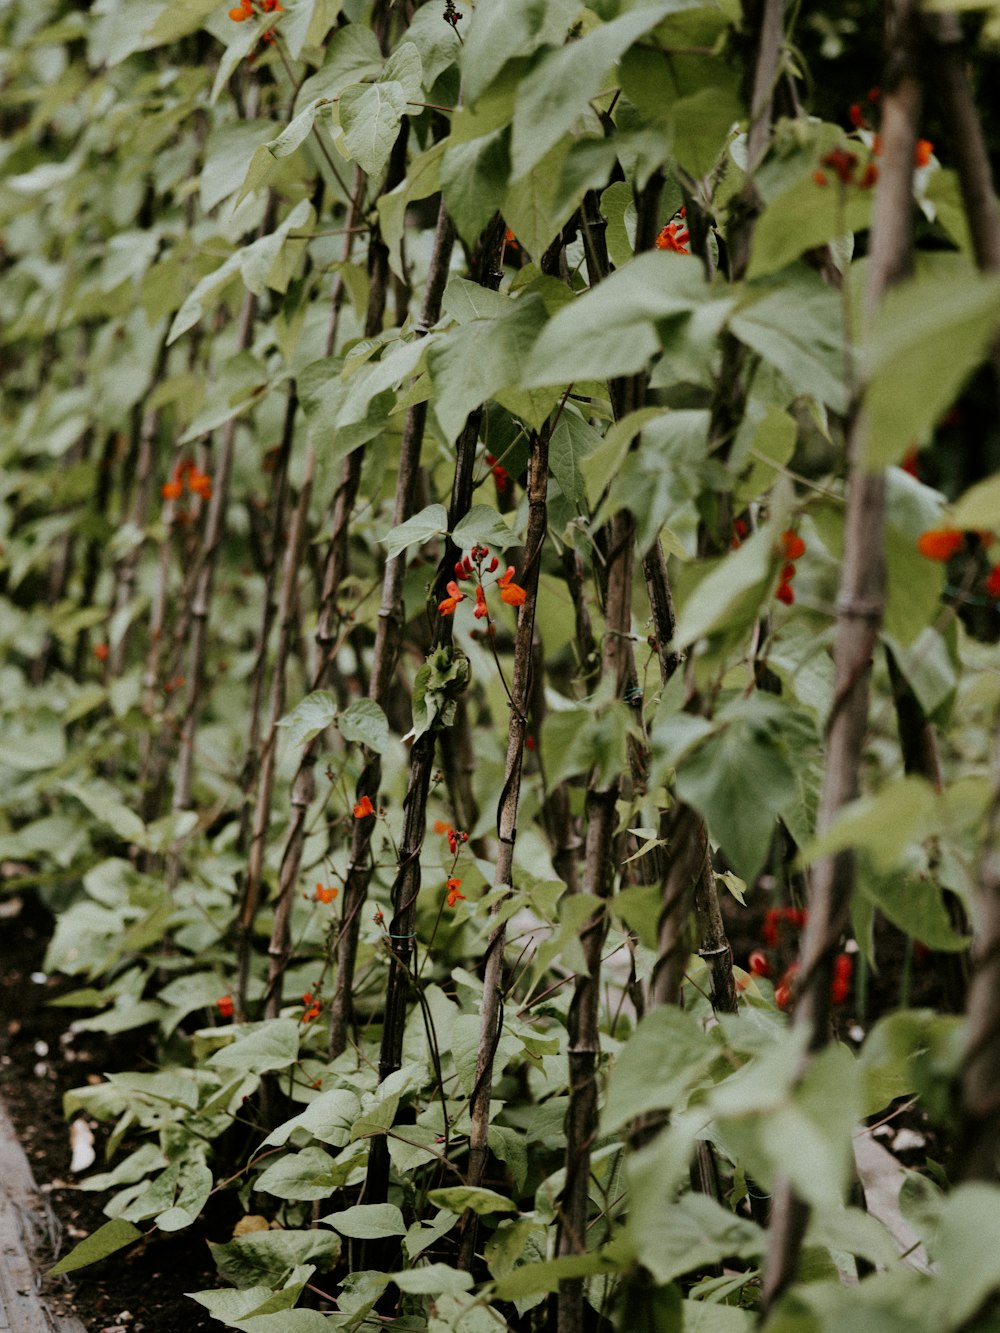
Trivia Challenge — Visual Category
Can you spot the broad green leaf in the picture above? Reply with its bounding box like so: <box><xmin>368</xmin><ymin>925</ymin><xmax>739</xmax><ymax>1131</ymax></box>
<box><xmin>255</xmin><ymin>1147</ymin><xmax>340</xmax><ymax>1201</ymax></box>
<box><xmin>549</xmin><ymin>411</ymin><xmax>601</xmax><ymax>506</ymax></box>
<box><xmin>144</xmin><ymin>0</ymin><xmax>219</xmax><ymax>43</ymax></box>
<box><xmin>277</xmin><ymin>691</ymin><xmax>338</xmax><ymax>747</ymax></box>
<box><xmin>232</xmin><ymin>1313</ymin><xmax>331</xmax><ymax>1333</ymax></box>
<box><xmin>951</xmin><ymin>472</ymin><xmax>1000</xmax><ymax>530</ymax></box>
<box><xmin>338</xmin><ymin>699</ymin><xmax>390</xmax><ymax>754</ymax></box>
<box><xmin>209</xmin><ymin>1020</ymin><xmax>301</xmax><ymax>1074</ymax></box>
<box><xmin>730</xmin><ymin>270</ymin><xmax>849</xmax><ymax>413</ymax></box>
<box><xmin>671</xmin><ymin>525</ymin><xmax>774</xmax><ymax>650</ymax></box>
<box><xmin>49</xmin><ymin>1219</ymin><xmax>142</xmax><ymax>1275</ymax></box>
<box><xmin>294</xmin><ymin>25</ymin><xmax>383</xmax><ymax>114</ymax></box>
<box><xmin>526</xmin><ymin>252</ymin><xmax>732</xmax><ymax>385</ymax></box>
<box><xmin>383</xmin><ymin>41</ymin><xmax>423</xmax><ymax>103</ymax></box>
<box><xmin>671</xmin><ymin>85</ymin><xmax>743</xmax><ymax>179</ymax></box>
<box><xmin>427</xmin><ymin>294</ymin><xmax>550</xmax><ymax>443</ymax></box>
<box><xmin>427</xmin><ymin>1186</ymin><xmax>517</xmax><ymax>1216</ymax></box>
<box><xmin>392</xmin><ymin>1264</ymin><xmax>474</xmax><ymax>1294</ymax></box>
<box><xmin>674</xmin><ymin>696</ymin><xmax>811</xmax><ymax>883</ymax></box>
<box><xmin>200</xmin><ymin>120</ymin><xmax>282</xmax><ymax>212</ymax></box>
<box><xmin>440</xmin><ymin>129</ymin><xmax>511</xmax><ymax>248</ymax></box>
<box><xmin>863</xmin><ymin>264</ymin><xmax>1000</xmax><ymax>468</ymax></box>
<box><xmin>381</xmin><ymin>503</ymin><xmax>449</xmax><ymax>559</ymax></box>
<box><xmin>749</xmin><ymin>173</ymin><xmax>875</xmax><ymax>280</ymax></box>
<box><xmin>282</xmin><ymin>0</ymin><xmax>341</xmax><ymax>60</ymax></box>
<box><xmin>491</xmin><ymin>1248</ymin><xmax>626</xmax><ymax>1300</ymax></box>
<box><xmin>323</xmin><ymin>1203</ymin><xmax>407</xmax><ymax>1239</ymax></box>
<box><xmin>339</xmin><ymin>80</ymin><xmax>408</xmax><ymax>178</ymax></box>
<box><xmin>460</xmin><ymin>0</ymin><xmax>573</xmax><ymax>104</ymax></box>
<box><xmin>602</xmin><ymin>1006</ymin><xmax>715</xmax><ymax>1133</ymax></box>
<box><xmin>452</xmin><ymin>504</ymin><xmax>517</xmax><ymax>553</ymax></box>
<box><xmin>61</xmin><ymin>779</ymin><xmax>146</xmax><ymax>844</ymax></box>
<box><xmin>263</xmin><ymin>1089</ymin><xmax>361</xmax><ymax>1148</ymax></box>
<box><xmin>509</xmin><ymin>1</ymin><xmax>678</xmax><ymax>181</ymax></box>
<box><xmin>210</xmin><ymin>1230</ymin><xmax>340</xmax><ymax>1288</ymax></box>
<box><xmin>501</xmin><ymin>136</ymin><xmax>580</xmax><ymax>263</ymax></box>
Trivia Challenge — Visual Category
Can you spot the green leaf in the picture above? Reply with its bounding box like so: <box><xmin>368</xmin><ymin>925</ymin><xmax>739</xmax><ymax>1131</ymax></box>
<box><xmin>60</xmin><ymin>780</ymin><xmax>146</xmax><ymax>844</ymax></box>
<box><xmin>49</xmin><ymin>1219</ymin><xmax>142</xmax><ymax>1275</ymax></box>
<box><xmin>232</xmin><ymin>1313</ymin><xmax>332</xmax><ymax>1333</ymax></box>
<box><xmin>460</xmin><ymin>0</ymin><xmax>557</xmax><ymax>104</ymax></box>
<box><xmin>323</xmin><ymin>1203</ymin><xmax>407</xmax><ymax>1239</ymax></box>
<box><xmin>671</xmin><ymin>525</ymin><xmax>774</xmax><ymax>650</ymax></box>
<box><xmin>427</xmin><ymin>1186</ymin><xmax>517</xmax><ymax>1216</ymax></box>
<box><xmin>452</xmin><ymin>504</ymin><xmax>517</xmax><ymax>553</ymax></box>
<box><xmin>863</xmin><ymin>263</ymin><xmax>1000</xmax><ymax>468</ymax></box>
<box><xmin>382</xmin><ymin>503</ymin><xmax>449</xmax><ymax>559</ymax></box>
<box><xmin>440</xmin><ymin>129</ymin><xmax>511</xmax><ymax>248</ymax></box>
<box><xmin>338</xmin><ymin>699</ymin><xmax>390</xmax><ymax>754</ymax></box>
<box><xmin>209</xmin><ymin>1020</ymin><xmax>301</xmax><ymax>1075</ymax></box>
<box><xmin>255</xmin><ymin>1147</ymin><xmax>340</xmax><ymax>1201</ymax></box>
<box><xmin>526</xmin><ymin>252</ymin><xmax>732</xmax><ymax>386</ymax></box>
<box><xmin>339</xmin><ymin>80</ymin><xmax>408</xmax><ymax>178</ymax></box>
<box><xmin>671</xmin><ymin>85</ymin><xmax>743</xmax><ymax>179</ymax></box>
<box><xmin>200</xmin><ymin>120</ymin><xmax>282</xmax><ymax>212</ymax></box>
<box><xmin>392</xmin><ymin>1264</ymin><xmax>474</xmax><ymax>1294</ymax></box>
<box><xmin>428</xmin><ymin>293</ymin><xmax>549</xmax><ymax>444</ymax></box>
<box><xmin>603</xmin><ymin>1006</ymin><xmax>716</xmax><ymax>1133</ymax></box>
<box><xmin>491</xmin><ymin>1248</ymin><xmax>626</xmax><ymax>1300</ymax></box>
<box><xmin>549</xmin><ymin>411</ymin><xmax>601</xmax><ymax>506</ymax></box>
<box><xmin>730</xmin><ymin>270</ymin><xmax>849</xmax><ymax>413</ymax></box>
<box><xmin>509</xmin><ymin>2</ymin><xmax>678</xmax><ymax>181</ymax></box>
<box><xmin>263</xmin><ymin>1089</ymin><xmax>362</xmax><ymax>1149</ymax></box>
<box><xmin>749</xmin><ymin>173</ymin><xmax>875</xmax><ymax>281</ymax></box>
<box><xmin>277</xmin><ymin>691</ymin><xmax>338</xmax><ymax>747</ymax></box>
<box><xmin>626</xmin><ymin>1183</ymin><xmax>764</xmax><ymax>1288</ymax></box>
<box><xmin>674</xmin><ymin>696</ymin><xmax>810</xmax><ymax>884</ymax></box>
<box><xmin>951</xmin><ymin>472</ymin><xmax>1000</xmax><ymax>530</ymax></box>
<box><xmin>210</xmin><ymin>1230</ymin><xmax>340</xmax><ymax>1288</ymax></box>
<box><xmin>501</xmin><ymin>136</ymin><xmax>580</xmax><ymax>263</ymax></box>
<box><xmin>383</xmin><ymin>41</ymin><xmax>424</xmax><ymax>103</ymax></box>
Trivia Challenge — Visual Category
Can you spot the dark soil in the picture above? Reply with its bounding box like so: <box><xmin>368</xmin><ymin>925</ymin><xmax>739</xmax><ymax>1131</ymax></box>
<box><xmin>0</xmin><ymin>893</ymin><xmax>219</xmax><ymax>1333</ymax></box>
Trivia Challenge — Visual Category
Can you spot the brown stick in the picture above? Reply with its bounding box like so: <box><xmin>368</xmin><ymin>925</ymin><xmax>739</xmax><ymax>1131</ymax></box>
<box><xmin>760</xmin><ymin>4</ymin><xmax>922</xmax><ymax>1307</ymax></box>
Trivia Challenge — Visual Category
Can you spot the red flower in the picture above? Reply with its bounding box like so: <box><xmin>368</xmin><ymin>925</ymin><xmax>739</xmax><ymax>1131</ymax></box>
<box><xmin>353</xmin><ymin>795</ymin><xmax>374</xmax><ymax>819</ymax></box>
<box><xmin>778</xmin><ymin>527</ymin><xmax>810</xmax><ymax>559</ymax></box>
<box><xmin>820</xmin><ymin>147</ymin><xmax>858</xmax><ymax>184</ymax></box>
<box><xmin>498</xmin><ymin>567</ymin><xmax>526</xmax><ymax>607</ymax></box>
<box><xmin>655</xmin><ymin>221</ymin><xmax>689</xmax><ymax>253</ymax></box>
<box><xmin>916</xmin><ymin>528</ymin><xmax>963</xmax><ymax>561</ymax></box>
<box><xmin>775</xmin><ymin>964</ymin><xmax>798</xmax><ymax>1011</ymax></box>
<box><xmin>901</xmin><ymin>447</ymin><xmax>919</xmax><ymax>478</ymax></box>
<box><xmin>859</xmin><ymin>161</ymin><xmax>878</xmax><ymax>189</ymax></box>
<box><xmin>503</xmin><ymin>226</ymin><xmax>519</xmax><ymax>251</ymax></box>
<box><xmin>161</xmin><ymin>477</ymin><xmax>184</xmax><ymax>501</ymax></box>
<box><xmin>775</xmin><ymin>579</ymin><xmax>795</xmax><ymax>606</ymax></box>
<box><xmin>830</xmin><ymin>952</ymin><xmax>853</xmax><ymax>1005</ymax></box>
<box><xmin>812</xmin><ymin>170</ymin><xmax>828</xmax><ymax>187</ymax></box>
<box><xmin>473</xmin><ymin>585</ymin><xmax>489</xmax><ymax>620</ymax></box>
<box><xmin>848</xmin><ymin>103</ymin><xmax>865</xmax><ymax>129</ymax></box>
<box><xmin>217</xmin><ymin>995</ymin><xmax>234</xmax><ymax>1018</ymax></box>
<box><xmin>915</xmin><ymin>139</ymin><xmax>933</xmax><ymax>168</ymax></box>
<box><xmin>446</xmin><ymin>877</ymin><xmax>465</xmax><ymax>907</ymax></box>
<box><xmin>314</xmin><ymin>883</ymin><xmax>337</xmax><ymax>904</ymax></box>
<box><xmin>985</xmin><ymin>563</ymin><xmax>1000</xmax><ymax>598</ymax></box>
<box><xmin>748</xmin><ymin>950</ymin><xmax>771</xmax><ymax>978</ymax></box>
<box><xmin>94</xmin><ymin>642</ymin><xmax>109</xmax><ymax>662</ymax></box>
<box><xmin>188</xmin><ymin>468</ymin><xmax>212</xmax><ymax>500</ymax></box>
<box><xmin>228</xmin><ymin>0</ymin><xmax>253</xmax><ymax>19</ymax></box>
<box><xmin>438</xmin><ymin>580</ymin><xmax>466</xmax><ymax>616</ymax></box>
<box><xmin>434</xmin><ymin>820</ymin><xmax>453</xmax><ymax>835</ymax></box>
<box><xmin>762</xmin><ymin>908</ymin><xmax>781</xmax><ymax>949</ymax></box>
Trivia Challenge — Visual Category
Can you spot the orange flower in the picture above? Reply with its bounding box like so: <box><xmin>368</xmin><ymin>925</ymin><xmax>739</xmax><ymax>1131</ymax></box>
<box><xmin>859</xmin><ymin>161</ymin><xmax>878</xmax><ymax>189</ymax></box>
<box><xmin>812</xmin><ymin>170</ymin><xmax>828</xmax><ymax>187</ymax></box>
<box><xmin>503</xmin><ymin>226</ymin><xmax>519</xmax><ymax>251</ymax></box>
<box><xmin>217</xmin><ymin>994</ymin><xmax>234</xmax><ymax>1018</ymax></box>
<box><xmin>498</xmin><ymin>567</ymin><xmax>526</xmax><ymax>607</ymax></box>
<box><xmin>473</xmin><ymin>585</ymin><xmax>489</xmax><ymax>619</ymax></box>
<box><xmin>438</xmin><ymin>580</ymin><xmax>466</xmax><ymax>616</ymax></box>
<box><xmin>188</xmin><ymin>468</ymin><xmax>212</xmax><ymax>500</ymax></box>
<box><xmin>655</xmin><ymin>221</ymin><xmax>689</xmax><ymax>253</ymax></box>
<box><xmin>261</xmin><ymin>0</ymin><xmax>282</xmax><ymax>9</ymax></box>
<box><xmin>314</xmin><ymin>883</ymin><xmax>338</xmax><ymax>904</ymax></box>
<box><xmin>228</xmin><ymin>0</ymin><xmax>253</xmax><ymax>18</ymax></box>
<box><xmin>986</xmin><ymin>563</ymin><xmax>1000</xmax><ymax>598</ymax></box>
<box><xmin>353</xmin><ymin>795</ymin><xmax>374</xmax><ymax>819</ymax></box>
<box><xmin>94</xmin><ymin>642</ymin><xmax>109</xmax><ymax>662</ymax></box>
<box><xmin>161</xmin><ymin>477</ymin><xmax>183</xmax><ymax>501</ymax></box>
<box><xmin>915</xmin><ymin>139</ymin><xmax>933</xmax><ymax>168</ymax></box>
<box><xmin>433</xmin><ymin>820</ymin><xmax>453</xmax><ymax>835</ymax></box>
<box><xmin>916</xmin><ymin>527</ymin><xmax>963</xmax><ymax>561</ymax></box>
<box><xmin>779</xmin><ymin>530</ymin><xmax>805</xmax><ymax>561</ymax></box>
<box><xmin>446</xmin><ymin>878</ymin><xmax>465</xmax><ymax>907</ymax></box>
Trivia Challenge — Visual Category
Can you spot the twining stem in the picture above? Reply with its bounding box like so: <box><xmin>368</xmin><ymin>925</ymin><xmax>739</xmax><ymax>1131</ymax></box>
<box><xmin>761</xmin><ymin>4</ymin><xmax>921</xmax><ymax>1307</ymax></box>
<box><xmin>457</xmin><ymin>420</ymin><xmax>550</xmax><ymax>1272</ymax></box>
<box><xmin>327</xmin><ymin>203</ymin><xmax>457</xmax><ymax>1057</ymax></box>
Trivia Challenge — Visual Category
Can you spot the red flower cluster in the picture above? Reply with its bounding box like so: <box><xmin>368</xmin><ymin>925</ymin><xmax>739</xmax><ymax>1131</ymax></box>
<box><xmin>162</xmin><ymin>458</ymin><xmax>212</xmax><ymax>503</ymax></box>
<box><xmin>434</xmin><ymin>820</ymin><xmax>468</xmax><ymax>855</ymax></box>
<box><xmin>775</xmin><ymin>529</ymin><xmax>806</xmax><ymax>606</ymax></box>
<box><xmin>228</xmin><ymin>0</ymin><xmax>282</xmax><ymax>18</ymax></box>
<box><xmin>655</xmin><ymin>210</ymin><xmax>689</xmax><ymax>253</ymax></box>
<box><xmin>484</xmin><ymin>452</ymin><xmax>510</xmax><ymax>493</ymax></box>
<box><xmin>439</xmin><ymin>546</ymin><xmax>526</xmax><ymax>617</ymax></box>
<box><xmin>762</xmin><ymin>904</ymin><xmax>807</xmax><ymax>948</ymax></box>
<box><xmin>301</xmin><ymin>991</ymin><xmax>321</xmax><ymax>1023</ymax></box>
<box><xmin>812</xmin><ymin>147</ymin><xmax>878</xmax><ymax>191</ymax></box>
